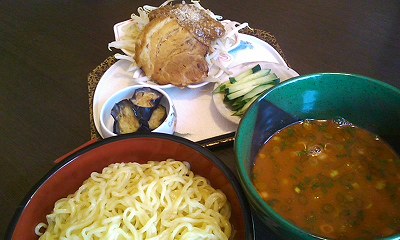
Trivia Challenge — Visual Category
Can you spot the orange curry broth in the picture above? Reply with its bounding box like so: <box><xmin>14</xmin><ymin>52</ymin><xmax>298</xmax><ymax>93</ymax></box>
<box><xmin>252</xmin><ymin>119</ymin><xmax>400</xmax><ymax>239</ymax></box>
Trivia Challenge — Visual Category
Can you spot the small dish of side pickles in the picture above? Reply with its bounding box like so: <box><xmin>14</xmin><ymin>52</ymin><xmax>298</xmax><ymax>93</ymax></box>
<box><xmin>99</xmin><ymin>85</ymin><xmax>177</xmax><ymax>138</ymax></box>
<box><xmin>212</xmin><ymin>62</ymin><xmax>299</xmax><ymax>124</ymax></box>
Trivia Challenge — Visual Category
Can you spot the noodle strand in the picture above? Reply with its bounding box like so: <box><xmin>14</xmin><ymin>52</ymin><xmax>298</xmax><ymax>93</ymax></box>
<box><xmin>35</xmin><ymin>159</ymin><xmax>232</xmax><ymax>240</ymax></box>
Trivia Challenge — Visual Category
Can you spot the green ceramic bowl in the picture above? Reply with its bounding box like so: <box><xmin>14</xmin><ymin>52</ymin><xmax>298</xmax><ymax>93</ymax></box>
<box><xmin>235</xmin><ymin>73</ymin><xmax>400</xmax><ymax>239</ymax></box>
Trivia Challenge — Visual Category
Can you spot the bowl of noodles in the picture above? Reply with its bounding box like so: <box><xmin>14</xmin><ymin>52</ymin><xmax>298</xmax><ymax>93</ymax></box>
<box><xmin>7</xmin><ymin>133</ymin><xmax>254</xmax><ymax>239</ymax></box>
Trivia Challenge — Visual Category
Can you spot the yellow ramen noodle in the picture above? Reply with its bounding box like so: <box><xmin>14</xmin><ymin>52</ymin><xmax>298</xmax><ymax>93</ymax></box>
<box><xmin>35</xmin><ymin>159</ymin><xmax>232</xmax><ymax>239</ymax></box>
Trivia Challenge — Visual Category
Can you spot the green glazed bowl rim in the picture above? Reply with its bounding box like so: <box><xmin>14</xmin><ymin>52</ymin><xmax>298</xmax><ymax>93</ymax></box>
<box><xmin>235</xmin><ymin>72</ymin><xmax>400</xmax><ymax>239</ymax></box>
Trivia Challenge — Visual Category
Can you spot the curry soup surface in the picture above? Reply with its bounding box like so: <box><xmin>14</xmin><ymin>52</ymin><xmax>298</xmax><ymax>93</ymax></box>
<box><xmin>253</xmin><ymin>119</ymin><xmax>400</xmax><ymax>239</ymax></box>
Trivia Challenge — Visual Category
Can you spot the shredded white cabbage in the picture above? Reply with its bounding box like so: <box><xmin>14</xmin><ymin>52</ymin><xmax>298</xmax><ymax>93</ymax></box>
<box><xmin>108</xmin><ymin>0</ymin><xmax>249</xmax><ymax>83</ymax></box>
<box><xmin>207</xmin><ymin>20</ymin><xmax>249</xmax><ymax>78</ymax></box>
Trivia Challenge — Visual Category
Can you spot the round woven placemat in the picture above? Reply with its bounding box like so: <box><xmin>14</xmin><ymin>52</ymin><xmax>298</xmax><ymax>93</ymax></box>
<box><xmin>88</xmin><ymin>28</ymin><xmax>288</xmax><ymax>140</ymax></box>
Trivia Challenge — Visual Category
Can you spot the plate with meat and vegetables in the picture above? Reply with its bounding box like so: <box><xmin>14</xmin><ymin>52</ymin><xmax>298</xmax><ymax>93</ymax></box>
<box><xmin>212</xmin><ymin>62</ymin><xmax>299</xmax><ymax>125</ymax></box>
<box><xmin>93</xmin><ymin>0</ymin><xmax>297</xmax><ymax>144</ymax></box>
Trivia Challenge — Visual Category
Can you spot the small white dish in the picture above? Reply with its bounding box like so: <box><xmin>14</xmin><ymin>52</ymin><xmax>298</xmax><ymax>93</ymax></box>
<box><xmin>212</xmin><ymin>62</ymin><xmax>300</xmax><ymax>125</ymax></box>
<box><xmin>99</xmin><ymin>84</ymin><xmax>177</xmax><ymax>138</ymax></box>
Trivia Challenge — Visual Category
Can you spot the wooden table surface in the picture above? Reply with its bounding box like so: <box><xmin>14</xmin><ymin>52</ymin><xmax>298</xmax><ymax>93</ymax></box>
<box><xmin>1</xmin><ymin>0</ymin><xmax>399</xmax><ymax>239</ymax></box>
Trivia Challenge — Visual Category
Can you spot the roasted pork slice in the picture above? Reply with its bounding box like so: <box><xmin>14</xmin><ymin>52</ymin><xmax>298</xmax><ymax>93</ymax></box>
<box><xmin>148</xmin><ymin>3</ymin><xmax>225</xmax><ymax>46</ymax></box>
<box><xmin>135</xmin><ymin>16</ymin><xmax>209</xmax><ymax>87</ymax></box>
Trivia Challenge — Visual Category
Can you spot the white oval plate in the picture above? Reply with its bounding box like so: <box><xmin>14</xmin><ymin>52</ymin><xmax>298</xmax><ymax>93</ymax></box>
<box><xmin>212</xmin><ymin>62</ymin><xmax>299</xmax><ymax>125</ymax></box>
<box><xmin>96</xmin><ymin>23</ymin><xmax>294</xmax><ymax>140</ymax></box>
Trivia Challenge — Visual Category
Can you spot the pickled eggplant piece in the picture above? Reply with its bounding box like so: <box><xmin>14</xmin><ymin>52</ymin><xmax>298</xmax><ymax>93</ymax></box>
<box><xmin>130</xmin><ymin>87</ymin><xmax>164</xmax><ymax>121</ymax></box>
<box><xmin>109</xmin><ymin>87</ymin><xmax>169</xmax><ymax>135</ymax></box>
<box><xmin>131</xmin><ymin>87</ymin><xmax>163</xmax><ymax>108</ymax></box>
<box><xmin>133</xmin><ymin>105</ymin><xmax>155</xmax><ymax>122</ymax></box>
<box><xmin>111</xmin><ymin>99</ymin><xmax>144</xmax><ymax>134</ymax></box>
<box><xmin>148</xmin><ymin>105</ymin><xmax>167</xmax><ymax>130</ymax></box>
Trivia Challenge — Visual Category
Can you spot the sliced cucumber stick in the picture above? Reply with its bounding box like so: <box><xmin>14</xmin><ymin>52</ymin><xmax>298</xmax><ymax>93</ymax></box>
<box><xmin>233</xmin><ymin>95</ymin><xmax>259</xmax><ymax>116</ymax></box>
<box><xmin>214</xmin><ymin>64</ymin><xmax>281</xmax><ymax>117</ymax></box>
<box><xmin>226</xmin><ymin>85</ymin><xmax>256</xmax><ymax>100</ymax></box>
<box><xmin>234</xmin><ymin>64</ymin><xmax>261</xmax><ymax>81</ymax></box>
<box><xmin>242</xmin><ymin>84</ymin><xmax>275</xmax><ymax>101</ymax></box>
<box><xmin>227</xmin><ymin>73</ymin><xmax>278</xmax><ymax>94</ymax></box>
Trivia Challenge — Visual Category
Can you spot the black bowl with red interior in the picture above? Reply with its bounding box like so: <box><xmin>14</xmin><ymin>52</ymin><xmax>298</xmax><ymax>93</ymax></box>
<box><xmin>7</xmin><ymin>133</ymin><xmax>254</xmax><ymax>239</ymax></box>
